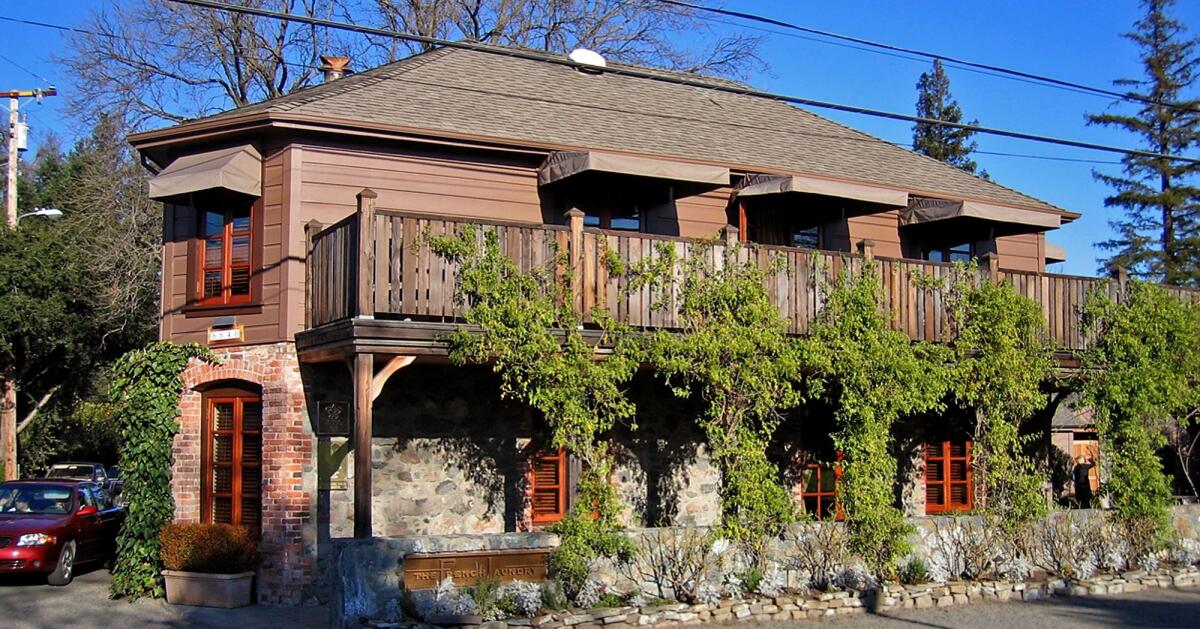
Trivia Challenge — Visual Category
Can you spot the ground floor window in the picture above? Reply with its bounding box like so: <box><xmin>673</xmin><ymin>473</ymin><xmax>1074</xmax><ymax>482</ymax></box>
<box><xmin>528</xmin><ymin>447</ymin><xmax>568</xmax><ymax>525</ymax></box>
<box><xmin>202</xmin><ymin>387</ymin><xmax>263</xmax><ymax>530</ymax></box>
<box><xmin>800</xmin><ymin>458</ymin><xmax>842</xmax><ymax>521</ymax></box>
<box><xmin>925</xmin><ymin>440</ymin><xmax>973</xmax><ymax>514</ymax></box>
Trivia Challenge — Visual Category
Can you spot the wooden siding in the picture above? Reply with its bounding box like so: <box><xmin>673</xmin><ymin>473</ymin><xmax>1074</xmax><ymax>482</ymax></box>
<box><xmin>160</xmin><ymin>144</ymin><xmax>287</xmax><ymax>346</ymax></box>
<box><xmin>162</xmin><ymin>138</ymin><xmax>1061</xmax><ymax>347</ymax></box>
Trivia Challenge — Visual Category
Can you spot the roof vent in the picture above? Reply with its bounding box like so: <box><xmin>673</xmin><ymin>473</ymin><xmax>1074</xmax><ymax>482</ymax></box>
<box><xmin>568</xmin><ymin>48</ymin><xmax>607</xmax><ymax>72</ymax></box>
<box><xmin>319</xmin><ymin>55</ymin><xmax>352</xmax><ymax>82</ymax></box>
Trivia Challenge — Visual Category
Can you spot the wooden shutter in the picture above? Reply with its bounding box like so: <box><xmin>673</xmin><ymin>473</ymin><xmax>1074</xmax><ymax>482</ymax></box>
<box><xmin>529</xmin><ymin>448</ymin><xmax>567</xmax><ymax>525</ymax></box>
<box><xmin>202</xmin><ymin>391</ymin><xmax>263</xmax><ymax>531</ymax></box>
<box><xmin>925</xmin><ymin>441</ymin><xmax>973</xmax><ymax>514</ymax></box>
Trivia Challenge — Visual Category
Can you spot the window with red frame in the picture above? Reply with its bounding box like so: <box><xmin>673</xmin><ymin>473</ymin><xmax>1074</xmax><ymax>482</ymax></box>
<box><xmin>201</xmin><ymin>388</ymin><xmax>262</xmax><ymax>530</ymax></box>
<box><xmin>529</xmin><ymin>448</ymin><xmax>568</xmax><ymax>525</ymax></box>
<box><xmin>198</xmin><ymin>205</ymin><xmax>253</xmax><ymax>305</ymax></box>
<box><xmin>925</xmin><ymin>441</ymin><xmax>973</xmax><ymax>514</ymax></box>
<box><xmin>800</xmin><ymin>456</ymin><xmax>843</xmax><ymax>521</ymax></box>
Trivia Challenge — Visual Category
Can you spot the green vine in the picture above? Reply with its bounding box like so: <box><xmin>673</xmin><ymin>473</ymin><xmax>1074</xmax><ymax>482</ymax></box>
<box><xmin>638</xmin><ymin>243</ymin><xmax>825</xmax><ymax>562</ymax></box>
<box><xmin>812</xmin><ymin>262</ymin><xmax>949</xmax><ymax>580</ymax></box>
<box><xmin>1081</xmin><ymin>281</ymin><xmax>1200</xmax><ymax>559</ymax></box>
<box><xmin>108</xmin><ymin>341</ymin><xmax>214</xmax><ymax>599</ymax></box>
<box><xmin>947</xmin><ymin>265</ymin><xmax>1053</xmax><ymax>531</ymax></box>
<box><xmin>429</xmin><ymin>227</ymin><xmax>637</xmax><ymax>595</ymax></box>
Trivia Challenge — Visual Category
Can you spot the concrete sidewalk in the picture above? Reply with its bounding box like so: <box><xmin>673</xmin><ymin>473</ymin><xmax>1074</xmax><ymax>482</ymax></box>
<box><xmin>0</xmin><ymin>566</ymin><xmax>328</xmax><ymax>629</ymax></box>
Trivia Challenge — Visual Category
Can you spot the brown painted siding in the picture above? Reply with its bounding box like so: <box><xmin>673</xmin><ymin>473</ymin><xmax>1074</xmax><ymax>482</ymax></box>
<box><xmin>848</xmin><ymin>210</ymin><xmax>903</xmax><ymax>258</ymax></box>
<box><xmin>160</xmin><ymin>144</ymin><xmax>288</xmax><ymax>346</ymax></box>
<box><xmin>996</xmin><ymin>232</ymin><xmax>1045</xmax><ymax>273</ymax></box>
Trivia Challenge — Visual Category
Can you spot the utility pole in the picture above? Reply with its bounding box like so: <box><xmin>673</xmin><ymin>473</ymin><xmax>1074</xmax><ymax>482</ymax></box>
<box><xmin>2</xmin><ymin>86</ymin><xmax>57</xmax><ymax>480</ymax></box>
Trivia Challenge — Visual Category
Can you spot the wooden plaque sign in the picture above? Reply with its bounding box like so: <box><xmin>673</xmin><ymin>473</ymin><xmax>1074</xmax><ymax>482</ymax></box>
<box><xmin>403</xmin><ymin>549</ymin><xmax>550</xmax><ymax>590</ymax></box>
<box><xmin>317</xmin><ymin>401</ymin><xmax>351</xmax><ymax>436</ymax></box>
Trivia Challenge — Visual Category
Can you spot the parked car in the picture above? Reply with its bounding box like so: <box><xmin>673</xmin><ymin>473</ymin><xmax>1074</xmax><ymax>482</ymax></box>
<box><xmin>43</xmin><ymin>462</ymin><xmax>122</xmax><ymax>499</ymax></box>
<box><xmin>0</xmin><ymin>480</ymin><xmax>125</xmax><ymax>585</ymax></box>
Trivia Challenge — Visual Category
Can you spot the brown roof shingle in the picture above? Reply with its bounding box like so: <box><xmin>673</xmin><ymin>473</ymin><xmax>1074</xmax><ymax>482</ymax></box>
<box><xmin>181</xmin><ymin>45</ymin><xmax>1067</xmax><ymax>213</ymax></box>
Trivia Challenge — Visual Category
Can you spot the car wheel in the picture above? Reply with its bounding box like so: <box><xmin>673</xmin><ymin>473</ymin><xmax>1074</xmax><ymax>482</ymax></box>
<box><xmin>47</xmin><ymin>540</ymin><xmax>76</xmax><ymax>586</ymax></box>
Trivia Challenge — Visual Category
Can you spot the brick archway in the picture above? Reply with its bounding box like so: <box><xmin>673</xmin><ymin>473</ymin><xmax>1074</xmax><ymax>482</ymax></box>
<box><xmin>173</xmin><ymin>343</ymin><xmax>314</xmax><ymax>604</ymax></box>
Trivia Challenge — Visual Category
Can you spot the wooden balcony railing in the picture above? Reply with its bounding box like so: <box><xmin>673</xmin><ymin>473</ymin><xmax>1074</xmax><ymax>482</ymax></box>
<box><xmin>305</xmin><ymin>190</ymin><xmax>1200</xmax><ymax>351</ymax></box>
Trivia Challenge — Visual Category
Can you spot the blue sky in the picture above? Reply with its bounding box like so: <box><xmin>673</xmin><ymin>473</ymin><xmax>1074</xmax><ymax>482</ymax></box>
<box><xmin>3</xmin><ymin>1</ymin><xmax>1199</xmax><ymax>277</ymax></box>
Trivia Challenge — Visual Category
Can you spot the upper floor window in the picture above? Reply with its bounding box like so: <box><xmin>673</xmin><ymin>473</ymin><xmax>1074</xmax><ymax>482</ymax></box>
<box><xmin>792</xmin><ymin>225</ymin><xmax>822</xmax><ymax>250</ymax></box>
<box><xmin>925</xmin><ymin>440</ymin><xmax>973</xmax><ymax>514</ymax></box>
<box><xmin>923</xmin><ymin>241</ymin><xmax>973</xmax><ymax>264</ymax></box>
<box><xmin>199</xmin><ymin>205</ymin><xmax>253</xmax><ymax>306</ymax></box>
<box><xmin>583</xmin><ymin>207</ymin><xmax>642</xmax><ymax>232</ymax></box>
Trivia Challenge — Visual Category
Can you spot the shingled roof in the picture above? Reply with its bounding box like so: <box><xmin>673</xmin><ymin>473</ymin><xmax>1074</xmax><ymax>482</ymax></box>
<box><xmin>173</xmin><ymin>45</ymin><xmax>1069</xmax><ymax>215</ymax></box>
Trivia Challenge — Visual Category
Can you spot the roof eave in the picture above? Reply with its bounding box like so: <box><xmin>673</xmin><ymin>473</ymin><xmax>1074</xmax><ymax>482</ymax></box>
<box><xmin>129</xmin><ymin>111</ymin><xmax>1076</xmax><ymax>219</ymax></box>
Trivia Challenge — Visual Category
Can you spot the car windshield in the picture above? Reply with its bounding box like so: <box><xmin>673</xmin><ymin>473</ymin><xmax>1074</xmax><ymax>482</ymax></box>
<box><xmin>0</xmin><ymin>485</ymin><xmax>74</xmax><ymax>515</ymax></box>
<box><xmin>45</xmin><ymin>465</ymin><xmax>94</xmax><ymax>479</ymax></box>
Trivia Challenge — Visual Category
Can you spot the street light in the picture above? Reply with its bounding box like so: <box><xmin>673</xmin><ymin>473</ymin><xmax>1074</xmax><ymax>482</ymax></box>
<box><xmin>16</xmin><ymin>207</ymin><xmax>63</xmax><ymax>223</ymax></box>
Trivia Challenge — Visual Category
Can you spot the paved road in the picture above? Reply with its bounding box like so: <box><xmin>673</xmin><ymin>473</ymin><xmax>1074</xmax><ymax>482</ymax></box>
<box><xmin>3</xmin><ymin>568</ymin><xmax>1198</xmax><ymax>629</ymax></box>
<box><xmin>741</xmin><ymin>587</ymin><xmax>1200</xmax><ymax>628</ymax></box>
<box><xmin>0</xmin><ymin>565</ymin><xmax>328</xmax><ymax>629</ymax></box>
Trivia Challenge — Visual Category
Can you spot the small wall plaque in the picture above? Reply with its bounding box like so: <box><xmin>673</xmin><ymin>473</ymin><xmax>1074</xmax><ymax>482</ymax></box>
<box><xmin>403</xmin><ymin>549</ymin><xmax>551</xmax><ymax>590</ymax></box>
<box><xmin>207</xmin><ymin>325</ymin><xmax>243</xmax><ymax>344</ymax></box>
<box><xmin>317</xmin><ymin>400</ymin><xmax>351</xmax><ymax>436</ymax></box>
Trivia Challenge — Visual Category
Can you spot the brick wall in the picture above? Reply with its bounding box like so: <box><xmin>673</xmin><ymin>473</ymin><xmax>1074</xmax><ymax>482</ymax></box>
<box><xmin>176</xmin><ymin>342</ymin><xmax>317</xmax><ymax>604</ymax></box>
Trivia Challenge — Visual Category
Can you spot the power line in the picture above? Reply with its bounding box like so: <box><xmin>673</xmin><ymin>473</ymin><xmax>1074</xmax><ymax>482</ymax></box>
<box><xmin>160</xmin><ymin>0</ymin><xmax>1200</xmax><ymax>166</ymax></box>
<box><xmin>658</xmin><ymin>0</ymin><xmax>1199</xmax><ymax>115</ymax></box>
<box><xmin>0</xmin><ymin>52</ymin><xmax>51</xmax><ymax>85</ymax></box>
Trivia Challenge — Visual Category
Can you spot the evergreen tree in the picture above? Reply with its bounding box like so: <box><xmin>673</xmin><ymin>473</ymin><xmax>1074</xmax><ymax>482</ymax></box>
<box><xmin>912</xmin><ymin>59</ymin><xmax>985</xmax><ymax>176</ymax></box>
<box><xmin>1089</xmin><ymin>0</ymin><xmax>1200</xmax><ymax>286</ymax></box>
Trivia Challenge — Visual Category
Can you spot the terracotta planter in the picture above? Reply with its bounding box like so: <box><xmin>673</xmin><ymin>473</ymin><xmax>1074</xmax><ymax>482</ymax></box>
<box><xmin>163</xmin><ymin>570</ymin><xmax>255</xmax><ymax>608</ymax></box>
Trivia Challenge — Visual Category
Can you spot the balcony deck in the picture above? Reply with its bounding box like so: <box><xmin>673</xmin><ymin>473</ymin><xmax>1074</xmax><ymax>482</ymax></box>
<box><xmin>295</xmin><ymin>202</ymin><xmax>1199</xmax><ymax>363</ymax></box>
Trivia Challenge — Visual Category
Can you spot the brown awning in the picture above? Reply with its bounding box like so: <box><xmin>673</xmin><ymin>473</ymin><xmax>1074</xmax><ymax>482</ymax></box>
<box><xmin>537</xmin><ymin>150</ymin><xmax>729</xmax><ymax>188</ymax></box>
<box><xmin>734</xmin><ymin>173</ymin><xmax>909</xmax><ymax>207</ymax></box>
<box><xmin>1045</xmin><ymin>242</ymin><xmax>1067</xmax><ymax>264</ymax></box>
<box><xmin>902</xmin><ymin>196</ymin><xmax>1060</xmax><ymax>230</ymax></box>
<box><xmin>149</xmin><ymin>145</ymin><xmax>263</xmax><ymax>200</ymax></box>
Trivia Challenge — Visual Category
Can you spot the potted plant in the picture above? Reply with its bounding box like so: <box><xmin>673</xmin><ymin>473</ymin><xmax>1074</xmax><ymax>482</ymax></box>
<box><xmin>160</xmin><ymin>523</ymin><xmax>258</xmax><ymax>608</ymax></box>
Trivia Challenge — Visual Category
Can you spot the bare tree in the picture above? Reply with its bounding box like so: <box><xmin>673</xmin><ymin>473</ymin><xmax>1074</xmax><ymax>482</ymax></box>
<box><xmin>366</xmin><ymin>0</ymin><xmax>760</xmax><ymax>76</ymax></box>
<box><xmin>62</xmin><ymin>0</ymin><xmax>363</xmax><ymax>128</ymax></box>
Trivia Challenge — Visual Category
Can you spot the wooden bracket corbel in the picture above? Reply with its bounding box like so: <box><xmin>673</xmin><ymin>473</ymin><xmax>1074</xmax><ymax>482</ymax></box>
<box><xmin>372</xmin><ymin>355</ymin><xmax>415</xmax><ymax>401</ymax></box>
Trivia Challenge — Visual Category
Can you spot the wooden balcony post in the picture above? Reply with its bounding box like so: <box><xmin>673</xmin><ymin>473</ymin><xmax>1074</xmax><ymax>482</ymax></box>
<box><xmin>1110</xmin><ymin>265</ymin><xmax>1128</xmax><ymax>303</ymax></box>
<box><xmin>352</xmin><ymin>352</ymin><xmax>374</xmax><ymax>538</ymax></box>
<box><xmin>724</xmin><ymin>224</ymin><xmax>740</xmax><ymax>249</ymax></box>
<box><xmin>356</xmin><ymin>189</ymin><xmax>377</xmax><ymax>318</ymax></box>
<box><xmin>304</xmin><ymin>220</ymin><xmax>324</xmax><ymax>329</ymax></box>
<box><xmin>857</xmin><ymin>239</ymin><xmax>875</xmax><ymax>261</ymax></box>
<box><xmin>977</xmin><ymin>252</ymin><xmax>1000</xmax><ymax>285</ymax></box>
<box><xmin>565</xmin><ymin>208</ymin><xmax>584</xmax><ymax>315</ymax></box>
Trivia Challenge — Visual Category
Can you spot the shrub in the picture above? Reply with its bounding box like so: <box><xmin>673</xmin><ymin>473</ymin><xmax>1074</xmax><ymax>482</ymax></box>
<box><xmin>899</xmin><ymin>557</ymin><xmax>930</xmax><ymax>585</ymax></box>
<box><xmin>618</xmin><ymin>527</ymin><xmax>726</xmax><ymax>604</ymax></box>
<box><xmin>782</xmin><ymin>522</ymin><xmax>851</xmax><ymax>591</ymax></box>
<box><xmin>159</xmin><ymin>523</ymin><xmax>258</xmax><ymax>573</ymax></box>
<box><xmin>470</xmin><ymin>575</ymin><xmax>504</xmax><ymax>621</ymax></box>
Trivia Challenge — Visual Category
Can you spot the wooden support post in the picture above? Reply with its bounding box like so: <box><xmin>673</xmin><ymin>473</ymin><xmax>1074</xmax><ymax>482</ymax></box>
<box><xmin>304</xmin><ymin>220</ymin><xmax>324</xmax><ymax>330</ymax></box>
<box><xmin>724</xmin><ymin>225</ymin><xmax>740</xmax><ymax>249</ymax></box>
<box><xmin>372</xmin><ymin>355</ymin><xmax>415</xmax><ymax>401</ymax></box>
<box><xmin>356</xmin><ymin>189</ymin><xmax>377</xmax><ymax>318</ymax></box>
<box><xmin>1111</xmin><ymin>265</ymin><xmax>1128</xmax><ymax>303</ymax></box>
<box><xmin>857</xmin><ymin>238</ymin><xmax>875</xmax><ymax>261</ymax></box>
<box><xmin>352</xmin><ymin>353</ymin><xmax>374</xmax><ymax>538</ymax></box>
<box><xmin>980</xmin><ymin>252</ymin><xmax>1000</xmax><ymax>283</ymax></box>
<box><xmin>736</xmin><ymin>200</ymin><xmax>748</xmax><ymax>242</ymax></box>
<box><xmin>565</xmin><ymin>208</ymin><xmax>584</xmax><ymax>315</ymax></box>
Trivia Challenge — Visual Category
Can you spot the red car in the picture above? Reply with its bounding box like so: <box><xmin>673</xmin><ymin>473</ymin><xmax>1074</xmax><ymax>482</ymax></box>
<box><xmin>0</xmin><ymin>480</ymin><xmax>125</xmax><ymax>585</ymax></box>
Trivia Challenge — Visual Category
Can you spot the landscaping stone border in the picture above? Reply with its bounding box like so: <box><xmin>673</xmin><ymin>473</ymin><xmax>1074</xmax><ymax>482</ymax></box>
<box><xmin>365</xmin><ymin>566</ymin><xmax>1200</xmax><ymax>629</ymax></box>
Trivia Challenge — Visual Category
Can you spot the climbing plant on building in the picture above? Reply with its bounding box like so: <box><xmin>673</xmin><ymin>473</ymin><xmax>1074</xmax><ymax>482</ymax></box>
<box><xmin>428</xmin><ymin>226</ymin><xmax>638</xmax><ymax>596</ymax></box>
<box><xmin>108</xmin><ymin>341</ymin><xmax>214</xmax><ymax>599</ymax></box>
<box><xmin>946</xmin><ymin>264</ymin><xmax>1053</xmax><ymax>532</ymax></box>
<box><xmin>810</xmin><ymin>262</ymin><xmax>950</xmax><ymax>581</ymax></box>
<box><xmin>637</xmin><ymin>243</ymin><xmax>827</xmax><ymax>563</ymax></box>
<box><xmin>1080</xmin><ymin>280</ymin><xmax>1200</xmax><ymax>562</ymax></box>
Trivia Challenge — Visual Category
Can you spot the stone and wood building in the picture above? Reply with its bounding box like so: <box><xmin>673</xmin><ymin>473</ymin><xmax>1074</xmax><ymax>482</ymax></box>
<box><xmin>128</xmin><ymin>45</ymin><xmax>1194</xmax><ymax>604</ymax></box>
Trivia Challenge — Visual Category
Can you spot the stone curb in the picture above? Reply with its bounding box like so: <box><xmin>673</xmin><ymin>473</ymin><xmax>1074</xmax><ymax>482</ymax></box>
<box><xmin>364</xmin><ymin>566</ymin><xmax>1200</xmax><ymax>628</ymax></box>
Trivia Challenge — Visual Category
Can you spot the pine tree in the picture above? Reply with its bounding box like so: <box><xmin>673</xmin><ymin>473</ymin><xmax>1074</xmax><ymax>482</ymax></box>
<box><xmin>1089</xmin><ymin>0</ymin><xmax>1200</xmax><ymax>286</ymax></box>
<box><xmin>912</xmin><ymin>59</ymin><xmax>985</xmax><ymax>176</ymax></box>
